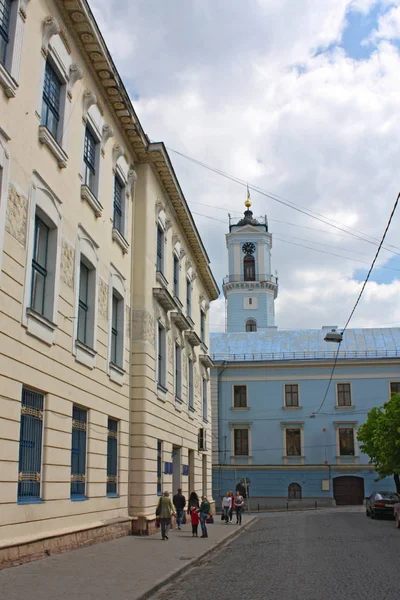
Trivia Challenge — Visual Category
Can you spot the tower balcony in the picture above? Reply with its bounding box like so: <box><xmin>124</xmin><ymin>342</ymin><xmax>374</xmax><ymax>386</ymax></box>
<box><xmin>222</xmin><ymin>273</ymin><xmax>278</xmax><ymax>298</ymax></box>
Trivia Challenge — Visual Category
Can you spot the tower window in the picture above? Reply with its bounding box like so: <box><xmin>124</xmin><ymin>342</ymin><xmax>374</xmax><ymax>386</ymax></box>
<box><xmin>243</xmin><ymin>255</ymin><xmax>255</xmax><ymax>281</ymax></box>
<box><xmin>246</xmin><ymin>319</ymin><xmax>257</xmax><ymax>332</ymax></box>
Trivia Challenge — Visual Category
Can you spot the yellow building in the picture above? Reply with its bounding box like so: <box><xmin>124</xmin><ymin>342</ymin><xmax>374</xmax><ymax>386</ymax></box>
<box><xmin>0</xmin><ymin>0</ymin><xmax>218</xmax><ymax>566</ymax></box>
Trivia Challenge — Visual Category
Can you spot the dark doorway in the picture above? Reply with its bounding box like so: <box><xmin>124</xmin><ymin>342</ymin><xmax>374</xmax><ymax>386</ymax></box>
<box><xmin>333</xmin><ymin>476</ymin><xmax>364</xmax><ymax>505</ymax></box>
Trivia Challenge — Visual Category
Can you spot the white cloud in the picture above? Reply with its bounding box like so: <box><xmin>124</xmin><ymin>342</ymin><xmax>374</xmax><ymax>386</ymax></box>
<box><xmin>368</xmin><ymin>5</ymin><xmax>400</xmax><ymax>42</ymax></box>
<box><xmin>91</xmin><ymin>0</ymin><xmax>400</xmax><ymax>331</ymax></box>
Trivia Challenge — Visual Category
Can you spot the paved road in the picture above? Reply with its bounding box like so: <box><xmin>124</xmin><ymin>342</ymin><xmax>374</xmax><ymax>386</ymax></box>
<box><xmin>151</xmin><ymin>507</ymin><xmax>400</xmax><ymax>600</ymax></box>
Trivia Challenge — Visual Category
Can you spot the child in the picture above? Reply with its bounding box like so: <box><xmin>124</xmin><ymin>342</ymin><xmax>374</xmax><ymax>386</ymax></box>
<box><xmin>190</xmin><ymin>506</ymin><xmax>199</xmax><ymax>537</ymax></box>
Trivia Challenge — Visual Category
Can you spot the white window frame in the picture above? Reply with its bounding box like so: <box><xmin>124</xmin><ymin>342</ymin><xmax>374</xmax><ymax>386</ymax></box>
<box><xmin>0</xmin><ymin>0</ymin><xmax>30</xmax><ymax>98</ymax></box>
<box><xmin>112</xmin><ymin>164</ymin><xmax>129</xmax><ymax>253</ymax></box>
<box><xmin>81</xmin><ymin>115</ymin><xmax>102</xmax><ymax>217</ymax></box>
<box><xmin>283</xmin><ymin>383</ymin><xmax>301</xmax><ymax>409</ymax></box>
<box><xmin>232</xmin><ymin>384</ymin><xmax>248</xmax><ymax>410</ymax></box>
<box><xmin>334</xmin><ymin>422</ymin><xmax>358</xmax><ymax>460</ymax></box>
<box><xmin>72</xmin><ymin>226</ymin><xmax>99</xmax><ymax>369</ymax></box>
<box><xmin>22</xmin><ymin>172</ymin><xmax>62</xmax><ymax>346</ymax></box>
<box><xmin>229</xmin><ymin>422</ymin><xmax>252</xmax><ymax>462</ymax></box>
<box><xmin>281</xmin><ymin>422</ymin><xmax>304</xmax><ymax>464</ymax></box>
<box><xmin>108</xmin><ymin>264</ymin><xmax>126</xmax><ymax>385</ymax></box>
<box><xmin>0</xmin><ymin>126</ymin><xmax>10</xmax><ymax>278</ymax></box>
<box><xmin>174</xmin><ymin>341</ymin><xmax>182</xmax><ymax>403</ymax></box>
<box><xmin>156</xmin><ymin>319</ymin><xmax>167</xmax><ymax>395</ymax></box>
<box><xmin>335</xmin><ymin>382</ymin><xmax>353</xmax><ymax>409</ymax></box>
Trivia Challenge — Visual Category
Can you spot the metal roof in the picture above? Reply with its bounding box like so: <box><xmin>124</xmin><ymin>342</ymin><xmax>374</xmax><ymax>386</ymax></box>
<box><xmin>210</xmin><ymin>328</ymin><xmax>400</xmax><ymax>362</ymax></box>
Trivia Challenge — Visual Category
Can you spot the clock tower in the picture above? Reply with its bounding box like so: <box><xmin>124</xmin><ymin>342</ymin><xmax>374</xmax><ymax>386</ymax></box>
<box><xmin>223</xmin><ymin>192</ymin><xmax>278</xmax><ymax>332</ymax></box>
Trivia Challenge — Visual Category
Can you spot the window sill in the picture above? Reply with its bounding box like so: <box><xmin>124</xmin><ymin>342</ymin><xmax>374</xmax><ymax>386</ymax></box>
<box><xmin>112</xmin><ymin>228</ymin><xmax>129</xmax><ymax>254</ymax></box>
<box><xmin>107</xmin><ymin>493</ymin><xmax>120</xmax><ymax>498</ymax></box>
<box><xmin>232</xmin><ymin>455</ymin><xmax>251</xmax><ymax>459</ymax></box>
<box><xmin>157</xmin><ymin>383</ymin><xmax>168</xmax><ymax>402</ymax></box>
<box><xmin>202</xmin><ymin>417</ymin><xmax>209</xmax><ymax>424</ymax></box>
<box><xmin>81</xmin><ymin>184</ymin><xmax>102</xmax><ymax>217</ymax></box>
<box><xmin>25</xmin><ymin>308</ymin><xmax>57</xmax><ymax>346</ymax></box>
<box><xmin>109</xmin><ymin>362</ymin><xmax>125</xmax><ymax>386</ymax></box>
<box><xmin>283</xmin><ymin>455</ymin><xmax>305</xmax><ymax>459</ymax></box>
<box><xmin>0</xmin><ymin>62</ymin><xmax>18</xmax><ymax>98</ymax></box>
<box><xmin>231</xmin><ymin>407</ymin><xmax>250</xmax><ymax>411</ymax></box>
<box><xmin>17</xmin><ymin>497</ymin><xmax>44</xmax><ymax>505</ymax></box>
<box><xmin>38</xmin><ymin>126</ymin><xmax>68</xmax><ymax>168</ymax></box>
<box><xmin>283</xmin><ymin>406</ymin><xmax>302</xmax><ymax>410</ymax></box>
<box><xmin>335</xmin><ymin>405</ymin><xmax>355</xmax><ymax>410</ymax></box>
<box><xmin>75</xmin><ymin>339</ymin><xmax>96</xmax><ymax>369</ymax></box>
<box><xmin>71</xmin><ymin>495</ymin><xmax>88</xmax><ymax>502</ymax></box>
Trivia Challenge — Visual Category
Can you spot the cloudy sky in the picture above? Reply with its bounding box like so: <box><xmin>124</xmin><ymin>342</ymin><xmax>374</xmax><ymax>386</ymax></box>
<box><xmin>91</xmin><ymin>0</ymin><xmax>400</xmax><ymax>332</ymax></box>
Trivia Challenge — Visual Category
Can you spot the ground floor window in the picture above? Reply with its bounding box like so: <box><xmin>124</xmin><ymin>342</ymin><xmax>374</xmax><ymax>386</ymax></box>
<box><xmin>288</xmin><ymin>483</ymin><xmax>302</xmax><ymax>499</ymax></box>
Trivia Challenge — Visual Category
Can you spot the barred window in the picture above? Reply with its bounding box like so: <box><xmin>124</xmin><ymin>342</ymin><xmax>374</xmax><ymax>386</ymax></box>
<box><xmin>0</xmin><ymin>0</ymin><xmax>11</xmax><ymax>66</ymax></box>
<box><xmin>18</xmin><ymin>388</ymin><xmax>44</xmax><ymax>502</ymax></box>
<box><xmin>288</xmin><ymin>483</ymin><xmax>302</xmax><ymax>499</ymax></box>
<box><xmin>71</xmin><ymin>406</ymin><xmax>87</xmax><ymax>498</ymax></box>
<box><xmin>234</xmin><ymin>429</ymin><xmax>249</xmax><ymax>456</ymax></box>
<box><xmin>337</xmin><ymin>383</ymin><xmax>351</xmax><ymax>407</ymax></box>
<box><xmin>285</xmin><ymin>384</ymin><xmax>299</xmax><ymax>407</ymax></box>
<box><xmin>157</xmin><ymin>440</ymin><xmax>162</xmax><ymax>496</ymax></box>
<box><xmin>41</xmin><ymin>60</ymin><xmax>61</xmax><ymax>139</ymax></box>
<box><xmin>107</xmin><ymin>418</ymin><xmax>118</xmax><ymax>496</ymax></box>
<box><xmin>30</xmin><ymin>216</ymin><xmax>49</xmax><ymax>317</ymax></box>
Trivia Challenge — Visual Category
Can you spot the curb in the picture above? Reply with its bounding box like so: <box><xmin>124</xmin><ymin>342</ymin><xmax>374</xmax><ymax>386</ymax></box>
<box><xmin>136</xmin><ymin>516</ymin><xmax>257</xmax><ymax>600</ymax></box>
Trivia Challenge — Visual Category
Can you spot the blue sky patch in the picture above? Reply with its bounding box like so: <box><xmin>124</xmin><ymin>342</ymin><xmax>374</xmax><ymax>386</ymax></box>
<box><xmin>354</xmin><ymin>254</ymin><xmax>400</xmax><ymax>284</ymax></box>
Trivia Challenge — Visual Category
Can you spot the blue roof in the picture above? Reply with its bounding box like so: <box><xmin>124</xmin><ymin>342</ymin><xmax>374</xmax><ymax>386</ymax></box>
<box><xmin>210</xmin><ymin>328</ymin><xmax>400</xmax><ymax>362</ymax></box>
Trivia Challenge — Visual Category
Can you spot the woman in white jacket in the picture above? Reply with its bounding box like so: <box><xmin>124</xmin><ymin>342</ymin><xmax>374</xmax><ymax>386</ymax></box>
<box><xmin>221</xmin><ymin>492</ymin><xmax>232</xmax><ymax>523</ymax></box>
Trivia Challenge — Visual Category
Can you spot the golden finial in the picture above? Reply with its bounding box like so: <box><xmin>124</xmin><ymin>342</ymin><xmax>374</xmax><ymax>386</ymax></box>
<box><xmin>245</xmin><ymin>185</ymin><xmax>252</xmax><ymax>209</ymax></box>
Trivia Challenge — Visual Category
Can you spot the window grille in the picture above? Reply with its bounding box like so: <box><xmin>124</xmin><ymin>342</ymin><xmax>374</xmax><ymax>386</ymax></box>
<box><xmin>337</xmin><ymin>383</ymin><xmax>351</xmax><ymax>406</ymax></box>
<box><xmin>233</xmin><ymin>385</ymin><xmax>247</xmax><ymax>408</ymax></box>
<box><xmin>107</xmin><ymin>418</ymin><xmax>118</xmax><ymax>496</ymax></box>
<box><xmin>18</xmin><ymin>388</ymin><xmax>44</xmax><ymax>501</ymax></box>
<box><xmin>30</xmin><ymin>216</ymin><xmax>49</xmax><ymax>316</ymax></box>
<box><xmin>83</xmin><ymin>127</ymin><xmax>96</xmax><ymax>191</ymax></box>
<box><xmin>77</xmin><ymin>262</ymin><xmax>89</xmax><ymax>345</ymax></box>
<box><xmin>113</xmin><ymin>176</ymin><xmax>123</xmax><ymax>234</ymax></box>
<box><xmin>234</xmin><ymin>429</ymin><xmax>249</xmax><ymax>456</ymax></box>
<box><xmin>285</xmin><ymin>384</ymin><xmax>299</xmax><ymax>407</ymax></box>
<box><xmin>41</xmin><ymin>60</ymin><xmax>61</xmax><ymax>139</ymax></box>
<box><xmin>0</xmin><ymin>0</ymin><xmax>11</xmax><ymax>65</ymax></box>
<box><xmin>156</xmin><ymin>225</ymin><xmax>163</xmax><ymax>273</ymax></box>
<box><xmin>71</xmin><ymin>406</ymin><xmax>87</xmax><ymax>497</ymax></box>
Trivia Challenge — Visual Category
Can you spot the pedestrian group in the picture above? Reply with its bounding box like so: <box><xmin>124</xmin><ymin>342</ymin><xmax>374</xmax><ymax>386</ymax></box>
<box><xmin>221</xmin><ymin>491</ymin><xmax>244</xmax><ymax>524</ymax></box>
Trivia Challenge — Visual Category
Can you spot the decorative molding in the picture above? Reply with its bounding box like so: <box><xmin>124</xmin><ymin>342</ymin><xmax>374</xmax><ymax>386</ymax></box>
<box><xmin>0</xmin><ymin>63</ymin><xmax>18</xmax><ymax>99</ymax></box>
<box><xmin>82</xmin><ymin>89</ymin><xmax>97</xmax><ymax>120</ymax></box>
<box><xmin>168</xmin><ymin>337</ymin><xmax>173</xmax><ymax>364</ymax></box>
<box><xmin>68</xmin><ymin>63</ymin><xmax>83</xmax><ymax>96</ymax></box>
<box><xmin>38</xmin><ymin>126</ymin><xmax>68</xmax><ymax>168</ymax></box>
<box><xmin>180</xmin><ymin>248</ymin><xmax>187</xmax><ymax>259</ymax></box>
<box><xmin>60</xmin><ymin>239</ymin><xmax>74</xmax><ymax>288</ymax></box>
<box><xmin>42</xmin><ymin>16</ymin><xmax>61</xmax><ymax>56</ymax></box>
<box><xmin>172</xmin><ymin>231</ymin><xmax>180</xmax><ymax>246</ymax></box>
<box><xmin>98</xmin><ymin>279</ymin><xmax>109</xmax><ymax>320</ymax></box>
<box><xmin>59</xmin><ymin>28</ymin><xmax>72</xmax><ymax>54</ymax></box>
<box><xmin>127</xmin><ymin>167</ymin><xmax>137</xmax><ymax>196</ymax></box>
<box><xmin>81</xmin><ymin>184</ymin><xmax>102</xmax><ymax>217</ymax></box>
<box><xmin>112</xmin><ymin>144</ymin><xmax>124</xmax><ymax>167</ymax></box>
<box><xmin>165</xmin><ymin>218</ymin><xmax>172</xmax><ymax>232</ymax></box>
<box><xmin>112</xmin><ymin>228</ymin><xmax>129</xmax><ymax>254</ymax></box>
<box><xmin>132</xmin><ymin>309</ymin><xmax>155</xmax><ymax>346</ymax></box>
<box><xmin>5</xmin><ymin>184</ymin><xmax>28</xmax><ymax>247</ymax></box>
<box><xmin>101</xmin><ymin>124</ymin><xmax>114</xmax><ymax>151</ymax></box>
<box><xmin>19</xmin><ymin>0</ymin><xmax>31</xmax><ymax>21</ymax></box>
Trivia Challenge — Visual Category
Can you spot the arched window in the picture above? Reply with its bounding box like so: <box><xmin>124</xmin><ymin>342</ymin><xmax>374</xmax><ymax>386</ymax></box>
<box><xmin>288</xmin><ymin>483</ymin><xmax>302</xmax><ymax>499</ymax></box>
<box><xmin>243</xmin><ymin>255</ymin><xmax>255</xmax><ymax>281</ymax></box>
<box><xmin>246</xmin><ymin>319</ymin><xmax>257</xmax><ymax>332</ymax></box>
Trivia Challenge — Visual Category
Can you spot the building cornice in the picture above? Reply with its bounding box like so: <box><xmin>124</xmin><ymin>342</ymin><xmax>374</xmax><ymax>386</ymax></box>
<box><xmin>54</xmin><ymin>0</ymin><xmax>219</xmax><ymax>301</ymax></box>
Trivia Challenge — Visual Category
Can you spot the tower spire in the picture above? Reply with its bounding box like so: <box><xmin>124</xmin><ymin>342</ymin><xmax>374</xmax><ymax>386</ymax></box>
<box><xmin>245</xmin><ymin>185</ymin><xmax>252</xmax><ymax>209</ymax></box>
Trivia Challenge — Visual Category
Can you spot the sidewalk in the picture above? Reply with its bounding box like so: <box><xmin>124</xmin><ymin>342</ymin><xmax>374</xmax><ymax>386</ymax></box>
<box><xmin>0</xmin><ymin>517</ymin><xmax>256</xmax><ymax>600</ymax></box>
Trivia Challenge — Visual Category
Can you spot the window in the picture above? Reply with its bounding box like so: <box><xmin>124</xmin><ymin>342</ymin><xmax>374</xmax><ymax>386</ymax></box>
<box><xmin>157</xmin><ymin>440</ymin><xmax>162</xmax><ymax>495</ymax></box>
<box><xmin>249</xmin><ymin>298</ymin><xmax>253</xmax><ymax>305</ymax></box>
<box><xmin>71</xmin><ymin>406</ymin><xmax>87</xmax><ymax>498</ymax></box>
<box><xmin>244</xmin><ymin>255</ymin><xmax>255</xmax><ymax>281</ymax></box>
<box><xmin>107</xmin><ymin>418</ymin><xmax>118</xmax><ymax>496</ymax></box>
<box><xmin>188</xmin><ymin>357</ymin><xmax>194</xmax><ymax>409</ymax></box>
<box><xmin>157</xmin><ymin>322</ymin><xmax>166</xmax><ymax>390</ymax></box>
<box><xmin>110</xmin><ymin>292</ymin><xmax>124</xmax><ymax>367</ymax></box>
<box><xmin>234</xmin><ymin>385</ymin><xmax>247</xmax><ymax>408</ymax></box>
<box><xmin>83</xmin><ymin>126</ymin><xmax>97</xmax><ymax>193</ymax></box>
<box><xmin>30</xmin><ymin>216</ymin><xmax>49</xmax><ymax>317</ymax></box>
<box><xmin>245</xmin><ymin>319</ymin><xmax>257</xmax><ymax>332</ymax></box>
<box><xmin>77</xmin><ymin>261</ymin><xmax>89</xmax><ymax>346</ymax></box>
<box><xmin>156</xmin><ymin>224</ymin><xmax>164</xmax><ymax>273</ymax></box>
<box><xmin>202</xmin><ymin>378</ymin><xmax>208</xmax><ymax>422</ymax></box>
<box><xmin>173</xmin><ymin>254</ymin><xmax>179</xmax><ymax>298</ymax></box>
<box><xmin>0</xmin><ymin>0</ymin><xmax>10</xmax><ymax>66</ymax></box>
<box><xmin>200</xmin><ymin>311</ymin><xmax>206</xmax><ymax>344</ymax></box>
<box><xmin>41</xmin><ymin>60</ymin><xmax>61</xmax><ymax>140</ymax></box>
<box><xmin>390</xmin><ymin>382</ymin><xmax>400</xmax><ymax>396</ymax></box>
<box><xmin>285</xmin><ymin>384</ymin><xmax>299</xmax><ymax>407</ymax></box>
<box><xmin>337</xmin><ymin>383</ymin><xmax>351</xmax><ymax>407</ymax></box>
<box><xmin>186</xmin><ymin>279</ymin><xmax>191</xmax><ymax>318</ymax></box>
<box><xmin>113</xmin><ymin>175</ymin><xmax>124</xmax><ymax>235</ymax></box>
<box><xmin>339</xmin><ymin>428</ymin><xmax>355</xmax><ymax>456</ymax></box>
<box><xmin>286</xmin><ymin>429</ymin><xmax>301</xmax><ymax>456</ymax></box>
<box><xmin>234</xmin><ymin>429</ymin><xmax>249</xmax><ymax>456</ymax></box>
<box><xmin>175</xmin><ymin>343</ymin><xmax>182</xmax><ymax>401</ymax></box>
<box><xmin>18</xmin><ymin>388</ymin><xmax>44</xmax><ymax>502</ymax></box>
<box><xmin>288</xmin><ymin>483</ymin><xmax>302</xmax><ymax>499</ymax></box>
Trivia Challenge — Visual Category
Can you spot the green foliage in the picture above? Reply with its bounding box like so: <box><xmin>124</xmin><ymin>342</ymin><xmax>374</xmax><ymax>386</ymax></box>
<box><xmin>358</xmin><ymin>393</ymin><xmax>400</xmax><ymax>491</ymax></box>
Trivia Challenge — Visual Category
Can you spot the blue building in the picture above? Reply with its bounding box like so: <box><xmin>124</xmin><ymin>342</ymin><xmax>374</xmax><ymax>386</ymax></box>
<box><xmin>210</xmin><ymin>198</ymin><xmax>400</xmax><ymax>508</ymax></box>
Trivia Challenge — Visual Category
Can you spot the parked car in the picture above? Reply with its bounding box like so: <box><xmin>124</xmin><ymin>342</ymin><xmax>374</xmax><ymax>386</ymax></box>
<box><xmin>366</xmin><ymin>492</ymin><xmax>400</xmax><ymax>518</ymax></box>
<box><xmin>394</xmin><ymin>502</ymin><xmax>400</xmax><ymax>528</ymax></box>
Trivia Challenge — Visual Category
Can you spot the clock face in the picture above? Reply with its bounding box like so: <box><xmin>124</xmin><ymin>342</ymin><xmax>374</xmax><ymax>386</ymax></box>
<box><xmin>242</xmin><ymin>242</ymin><xmax>256</xmax><ymax>255</ymax></box>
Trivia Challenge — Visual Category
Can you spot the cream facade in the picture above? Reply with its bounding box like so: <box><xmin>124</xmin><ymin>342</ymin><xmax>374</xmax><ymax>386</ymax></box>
<box><xmin>0</xmin><ymin>0</ymin><xmax>218</xmax><ymax>564</ymax></box>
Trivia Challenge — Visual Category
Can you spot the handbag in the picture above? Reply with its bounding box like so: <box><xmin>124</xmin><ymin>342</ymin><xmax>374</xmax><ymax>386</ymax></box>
<box><xmin>221</xmin><ymin>513</ymin><xmax>225</xmax><ymax>521</ymax></box>
<box><xmin>155</xmin><ymin>500</ymin><xmax>161</xmax><ymax>516</ymax></box>
<box><xmin>156</xmin><ymin>518</ymin><xmax>160</xmax><ymax>528</ymax></box>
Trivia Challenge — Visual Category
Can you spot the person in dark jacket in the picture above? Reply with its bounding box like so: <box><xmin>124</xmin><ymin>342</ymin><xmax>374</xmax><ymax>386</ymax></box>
<box><xmin>173</xmin><ymin>488</ymin><xmax>186</xmax><ymax>530</ymax></box>
<box><xmin>198</xmin><ymin>495</ymin><xmax>211</xmax><ymax>538</ymax></box>
<box><xmin>188</xmin><ymin>491</ymin><xmax>200</xmax><ymax>512</ymax></box>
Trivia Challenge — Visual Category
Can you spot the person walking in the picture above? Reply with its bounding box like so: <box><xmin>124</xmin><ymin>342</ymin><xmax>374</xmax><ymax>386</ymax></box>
<box><xmin>221</xmin><ymin>492</ymin><xmax>232</xmax><ymax>523</ymax></box>
<box><xmin>229</xmin><ymin>491</ymin><xmax>234</xmax><ymax>522</ymax></box>
<box><xmin>173</xmin><ymin>488</ymin><xmax>186</xmax><ymax>530</ymax></box>
<box><xmin>198</xmin><ymin>495</ymin><xmax>211</xmax><ymax>538</ymax></box>
<box><xmin>190</xmin><ymin>506</ymin><xmax>199</xmax><ymax>537</ymax></box>
<box><xmin>156</xmin><ymin>491</ymin><xmax>175</xmax><ymax>540</ymax></box>
<box><xmin>235</xmin><ymin>490</ymin><xmax>244</xmax><ymax>525</ymax></box>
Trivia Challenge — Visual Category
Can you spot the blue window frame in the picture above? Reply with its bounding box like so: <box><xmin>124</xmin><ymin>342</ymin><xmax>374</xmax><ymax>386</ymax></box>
<box><xmin>113</xmin><ymin>176</ymin><xmax>123</xmax><ymax>234</ymax></box>
<box><xmin>71</xmin><ymin>406</ymin><xmax>87</xmax><ymax>498</ymax></box>
<box><xmin>18</xmin><ymin>388</ymin><xmax>44</xmax><ymax>502</ymax></box>
<box><xmin>41</xmin><ymin>60</ymin><xmax>61</xmax><ymax>139</ymax></box>
<box><xmin>157</xmin><ymin>440</ymin><xmax>162</xmax><ymax>496</ymax></box>
<box><xmin>107</xmin><ymin>418</ymin><xmax>118</xmax><ymax>496</ymax></box>
<box><xmin>30</xmin><ymin>216</ymin><xmax>49</xmax><ymax>316</ymax></box>
<box><xmin>83</xmin><ymin>127</ymin><xmax>97</xmax><ymax>192</ymax></box>
<box><xmin>77</xmin><ymin>262</ymin><xmax>89</xmax><ymax>345</ymax></box>
<box><xmin>0</xmin><ymin>0</ymin><xmax>11</xmax><ymax>66</ymax></box>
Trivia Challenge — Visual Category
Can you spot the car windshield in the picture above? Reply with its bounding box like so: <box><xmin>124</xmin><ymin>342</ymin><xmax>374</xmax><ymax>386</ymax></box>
<box><xmin>376</xmin><ymin>492</ymin><xmax>400</xmax><ymax>501</ymax></box>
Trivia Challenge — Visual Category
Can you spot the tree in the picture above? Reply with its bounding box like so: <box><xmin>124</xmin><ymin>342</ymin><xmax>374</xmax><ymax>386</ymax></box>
<box><xmin>358</xmin><ymin>393</ymin><xmax>400</xmax><ymax>493</ymax></box>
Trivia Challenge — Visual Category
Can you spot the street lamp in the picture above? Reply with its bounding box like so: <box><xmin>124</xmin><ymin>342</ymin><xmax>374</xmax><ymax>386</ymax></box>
<box><xmin>324</xmin><ymin>329</ymin><xmax>343</xmax><ymax>343</ymax></box>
